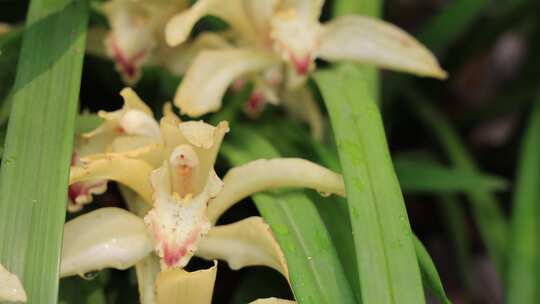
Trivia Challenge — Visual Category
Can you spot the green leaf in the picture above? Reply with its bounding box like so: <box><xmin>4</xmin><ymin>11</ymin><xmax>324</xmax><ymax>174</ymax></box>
<box><xmin>0</xmin><ymin>0</ymin><xmax>88</xmax><ymax>303</ymax></box>
<box><xmin>407</xmin><ymin>89</ymin><xmax>507</xmax><ymax>275</ymax></box>
<box><xmin>221</xmin><ymin>127</ymin><xmax>356</xmax><ymax>304</ymax></box>
<box><xmin>414</xmin><ymin>237</ymin><xmax>451</xmax><ymax>304</ymax></box>
<box><xmin>417</xmin><ymin>0</ymin><xmax>490</xmax><ymax>54</ymax></box>
<box><xmin>394</xmin><ymin>156</ymin><xmax>508</xmax><ymax>193</ymax></box>
<box><xmin>315</xmin><ymin>65</ymin><xmax>425</xmax><ymax>304</ymax></box>
<box><xmin>506</xmin><ymin>98</ymin><xmax>540</xmax><ymax>303</ymax></box>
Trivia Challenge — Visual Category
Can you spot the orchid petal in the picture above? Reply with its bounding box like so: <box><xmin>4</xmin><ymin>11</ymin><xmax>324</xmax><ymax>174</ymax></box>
<box><xmin>317</xmin><ymin>16</ymin><xmax>447</xmax><ymax>79</ymax></box>
<box><xmin>0</xmin><ymin>264</ymin><xmax>27</xmax><ymax>302</ymax></box>
<box><xmin>160</xmin><ymin>118</ymin><xmax>228</xmax><ymax>196</ymax></box>
<box><xmin>197</xmin><ymin>217</ymin><xmax>289</xmax><ymax>278</ymax></box>
<box><xmin>144</xmin><ymin>166</ymin><xmax>217</xmax><ymax>269</ymax></box>
<box><xmin>174</xmin><ymin>49</ymin><xmax>278</xmax><ymax>117</ymax></box>
<box><xmin>165</xmin><ymin>0</ymin><xmax>274</xmax><ymax>47</ymax></box>
<box><xmin>250</xmin><ymin>298</ymin><xmax>295</xmax><ymax>304</ymax></box>
<box><xmin>60</xmin><ymin>208</ymin><xmax>153</xmax><ymax>278</ymax></box>
<box><xmin>282</xmin><ymin>87</ymin><xmax>323</xmax><ymax>141</ymax></box>
<box><xmin>82</xmin><ymin>140</ymin><xmax>164</xmax><ymax>168</ymax></box>
<box><xmin>135</xmin><ymin>254</ymin><xmax>161</xmax><ymax>304</ymax></box>
<box><xmin>70</xmin><ymin>155</ymin><xmax>154</xmax><ymax>204</ymax></box>
<box><xmin>207</xmin><ymin>158</ymin><xmax>345</xmax><ymax>223</ymax></box>
<box><xmin>155</xmin><ymin>261</ymin><xmax>217</xmax><ymax>304</ymax></box>
<box><xmin>160</xmin><ymin>32</ymin><xmax>231</xmax><ymax>76</ymax></box>
<box><xmin>277</xmin><ymin>0</ymin><xmax>323</xmax><ymax>19</ymax></box>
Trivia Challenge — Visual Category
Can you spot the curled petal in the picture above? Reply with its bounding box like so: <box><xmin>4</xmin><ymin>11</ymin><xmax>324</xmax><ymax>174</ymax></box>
<box><xmin>68</xmin><ymin>179</ymin><xmax>107</xmax><ymax>212</ymax></box>
<box><xmin>165</xmin><ymin>0</ymin><xmax>274</xmax><ymax>47</ymax></box>
<box><xmin>160</xmin><ymin>118</ymin><xmax>229</xmax><ymax>196</ymax></box>
<box><xmin>0</xmin><ymin>264</ymin><xmax>26</xmax><ymax>302</ymax></box>
<box><xmin>250</xmin><ymin>298</ymin><xmax>295</xmax><ymax>304</ymax></box>
<box><xmin>197</xmin><ymin>217</ymin><xmax>289</xmax><ymax>279</ymax></box>
<box><xmin>174</xmin><ymin>49</ymin><xmax>278</xmax><ymax>117</ymax></box>
<box><xmin>70</xmin><ymin>156</ymin><xmax>154</xmax><ymax>204</ymax></box>
<box><xmin>317</xmin><ymin>16</ymin><xmax>447</xmax><ymax>79</ymax></box>
<box><xmin>207</xmin><ymin>158</ymin><xmax>345</xmax><ymax>223</ymax></box>
<box><xmin>155</xmin><ymin>261</ymin><xmax>217</xmax><ymax>304</ymax></box>
<box><xmin>60</xmin><ymin>208</ymin><xmax>154</xmax><ymax>278</ymax></box>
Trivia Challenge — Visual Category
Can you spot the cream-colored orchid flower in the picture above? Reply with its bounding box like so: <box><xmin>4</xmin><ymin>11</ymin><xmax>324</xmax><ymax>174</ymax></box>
<box><xmin>69</xmin><ymin>87</ymin><xmax>160</xmax><ymax>212</ymax></box>
<box><xmin>165</xmin><ymin>0</ymin><xmax>446</xmax><ymax>131</ymax></box>
<box><xmin>100</xmin><ymin>0</ymin><xmax>188</xmax><ymax>83</ymax></box>
<box><xmin>0</xmin><ymin>264</ymin><xmax>26</xmax><ymax>302</ymax></box>
<box><xmin>66</xmin><ymin>90</ymin><xmax>348</xmax><ymax>303</ymax></box>
<box><xmin>88</xmin><ymin>0</ymin><xmax>230</xmax><ymax>84</ymax></box>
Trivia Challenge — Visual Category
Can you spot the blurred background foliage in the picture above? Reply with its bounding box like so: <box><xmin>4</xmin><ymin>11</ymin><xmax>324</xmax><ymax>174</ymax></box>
<box><xmin>1</xmin><ymin>0</ymin><xmax>540</xmax><ymax>303</ymax></box>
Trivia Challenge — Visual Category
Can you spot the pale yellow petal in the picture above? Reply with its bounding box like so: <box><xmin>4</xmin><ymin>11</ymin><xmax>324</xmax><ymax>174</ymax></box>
<box><xmin>60</xmin><ymin>208</ymin><xmax>154</xmax><ymax>278</ymax></box>
<box><xmin>277</xmin><ymin>0</ymin><xmax>323</xmax><ymax>19</ymax></box>
<box><xmin>197</xmin><ymin>217</ymin><xmax>289</xmax><ymax>279</ymax></box>
<box><xmin>0</xmin><ymin>264</ymin><xmax>26</xmax><ymax>302</ymax></box>
<box><xmin>318</xmin><ymin>16</ymin><xmax>447</xmax><ymax>79</ymax></box>
<box><xmin>207</xmin><ymin>158</ymin><xmax>345</xmax><ymax>223</ymax></box>
<box><xmin>250</xmin><ymin>298</ymin><xmax>295</xmax><ymax>304</ymax></box>
<box><xmin>82</xmin><ymin>139</ymin><xmax>164</xmax><ymax>168</ymax></box>
<box><xmin>155</xmin><ymin>261</ymin><xmax>217</xmax><ymax>304</ymax></box>
<box><xmin>70</xmin><ymin>156</ymin><xmax>154</xmax><ymax>204</ymax></box>
<box><xmin>174</xmin><ymin>49</ymin><xmax>278</xmax><ymax>117</ymax></box>
<box><xmin>165</xmin><ymin>0</ymin><xmax>271</xmax><ymax>47</ymax></box>
<box><xmin>120</xmin><ymin>87</ymin><xmax>154</xmax><ymax>116</ymax></box>
<box><xmin>135</xmin><ymin>254</ymin><xmax>161</xmax><ymax>304</ymax></box>
<box><xmin>160</xmin><ymin>32</ymin><xmax>231</xmax><ymax>76</ymax></box>
<box><xmin>282</xmin><ymin>87</ymin><xmax>323</xmax><ymax>141</ymax></box>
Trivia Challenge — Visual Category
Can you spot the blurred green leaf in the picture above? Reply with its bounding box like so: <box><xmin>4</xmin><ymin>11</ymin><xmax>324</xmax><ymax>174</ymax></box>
<box><xmin>0</xmin><ymin>0</ymin><xmax>88</xmax><ymax>303</ymax></box>
<box><xmin>221</xmin><ymin>126</ymin><xmax>356</xmax><ymax>304</ymax></box>
<box><xmin>394</xmin><ymin>156</ymin><xmax>508</xmax><ymax>193</ymax></box>
<box><xmin>408</xmin><ymin>89</ymin><xmax>508</xmax><ymax>275</ymax></box>
<box><xmin>315</xmin><ymin>65</ymin><xmax>425</xmax><ymax>304</ymax></box>
<box><xmin>506</xmin><ymin>98</ymin><xmax>540</xmax><ymax>303</ymax></box>
<box><xmin>414</xmin><ymin>236</ymin><xmax>451</xmax><ymax>304</ymax></box>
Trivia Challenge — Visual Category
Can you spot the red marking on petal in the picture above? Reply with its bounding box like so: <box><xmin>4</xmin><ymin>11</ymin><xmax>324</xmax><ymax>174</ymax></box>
<box><xmin>161</xmin><ymin>228</ymin><xmax>201</xmax><ymax>268</ymax></box>
<box><xmin>110</xmin><ymin>37</ymin><xmax>149</xmax><ymax>81</ymax></box>
<box><xmin>292</xmin><ymin>54</ymin><xmax>311</xmax><ymax>75</ymax></box>
<box><xmin>245</xmin><ymin>91</ymin><xmax>265</xmax><ymax>118</ymax></box>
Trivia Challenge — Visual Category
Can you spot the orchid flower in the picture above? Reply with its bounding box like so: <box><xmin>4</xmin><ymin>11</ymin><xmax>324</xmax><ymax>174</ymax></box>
<box><xmin>88</xmin><ymin>0</ymin><xmax>229</xmax><ymax>84</ymax></box>
<box><xmin>164</xmin><ymin>0</ymin><xmax>446</xmax><ymax>137</ymax></box>
<box><xmin>65</xmin><ymin>90</ymin><xmax>347</xmax><ymax>303</ymax></box>
<box><xmin>69</xmin><ymin>87</ymin><xmax>160</xmax><ymax>212</ymax></box>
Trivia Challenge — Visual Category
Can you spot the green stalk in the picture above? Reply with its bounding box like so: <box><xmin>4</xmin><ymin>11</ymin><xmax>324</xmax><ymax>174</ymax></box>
<box><xmin>0</xmin><ymin>0</ymin><xmax>88</xmax><ymax>302</ymax></box>
<box><xmin>315</xmin><ymin>65</ymin><xmax>424</xmax><ymax>303</ymax></box>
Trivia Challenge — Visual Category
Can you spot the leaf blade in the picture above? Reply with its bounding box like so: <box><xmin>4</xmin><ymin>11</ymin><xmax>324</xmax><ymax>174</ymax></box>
<box><xmin>0</xmin><ymin>0</ymin><xmax>88</xmax><ymax>302</ymax></box>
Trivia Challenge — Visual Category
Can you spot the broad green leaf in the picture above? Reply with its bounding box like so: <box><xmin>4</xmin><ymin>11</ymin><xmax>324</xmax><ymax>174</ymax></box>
<box><xmin>315</xmin><ymin>65</ymin><xmax>424</xmax><ymax>304</ymax></box>
<box><xmin>506</xmin><ymin>98</ymin><xmax>540</xmax><ymax>303</ymax></box>
<box><xmin>0</xmin><ymin>0</ymin><xmax>88</xmax><ymax>303</ymax></box>
<box><xmin>221</xmin><ymin>127</ymin><xmax>355</xmax><ymax>304</ymax></box>
<box><xmin>408</xmin><ymin>89</ymin><xmax>507</xmax><ymax>275</ymax></box>
<box><xmin>394</xmin><ymin>156</ymin><xmax>508</xmax><ymax>193</ymax></box>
